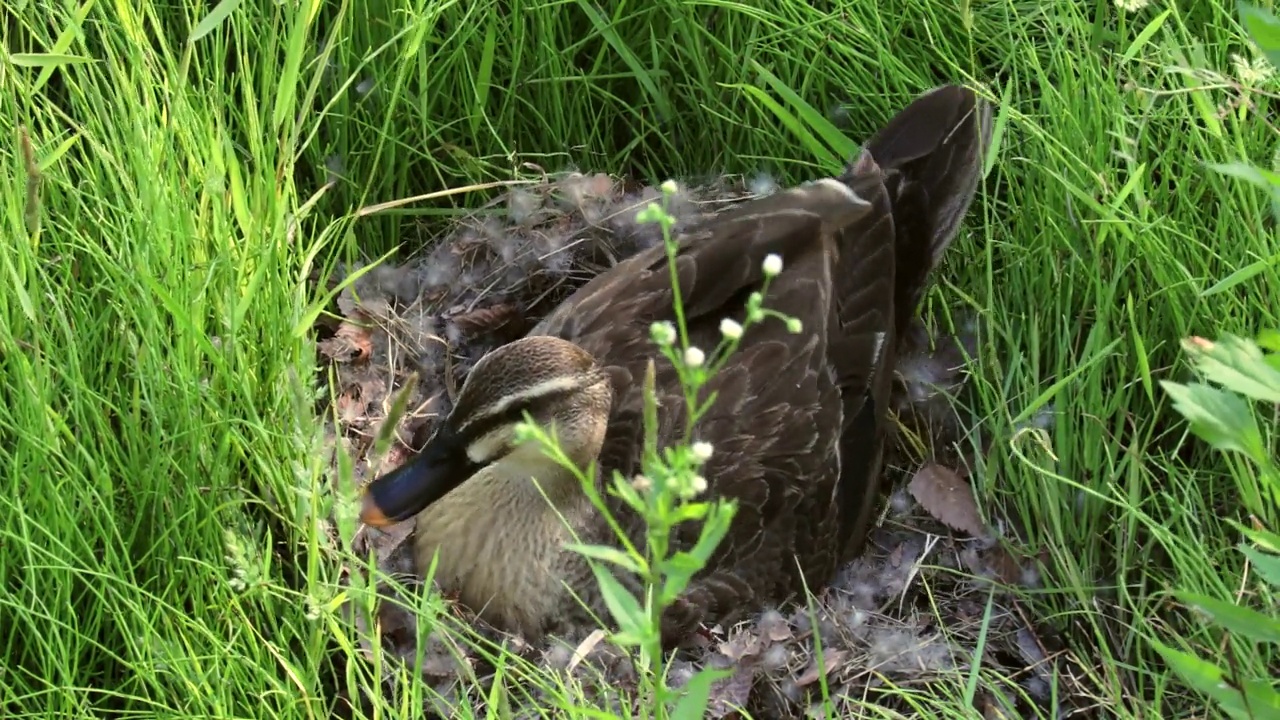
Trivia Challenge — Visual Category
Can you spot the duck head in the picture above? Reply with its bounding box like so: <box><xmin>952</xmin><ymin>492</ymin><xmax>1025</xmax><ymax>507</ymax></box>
<box><xmin>359</xmin><ymin>335</ymin><xmax>614</xmax><ymax>527</ymax></box>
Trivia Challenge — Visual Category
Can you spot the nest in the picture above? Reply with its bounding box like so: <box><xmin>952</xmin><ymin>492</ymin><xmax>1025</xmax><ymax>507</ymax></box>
<box><xmin>312</xmin><ymin>169</ymin><xmax>1094</xmax><ymax>718</ymax></box>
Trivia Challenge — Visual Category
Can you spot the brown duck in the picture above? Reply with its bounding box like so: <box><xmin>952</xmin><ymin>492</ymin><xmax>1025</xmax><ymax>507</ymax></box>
<box><xmin>359</xmin><ymin>84</ymin><xmax>992</xmax><ymax>646</ymax></box>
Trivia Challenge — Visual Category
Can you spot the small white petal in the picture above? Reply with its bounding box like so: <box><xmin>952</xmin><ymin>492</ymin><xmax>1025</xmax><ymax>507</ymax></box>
<box><xmin>683</xmin><ymin>346</ymin><xmax>705</xmax><ymax>368</ymax></box>
<box><xmin>691</xmin><ymin>441</ymin><xmax>714</xmax><ymax>462</ymax></box>
<box><xmin>650</xmin><ymin>321</ymin><xmax>677</xmax><ymax>345</ymax></box>
<box><xmin>719</xmin><ymin>318</ymin><xmax>743</xmax><ymax>340</ymax></box>
<box><xmin>762</xmin><ymin>253</ymin><xmax>783</xmax><ymax>277</ymax></box>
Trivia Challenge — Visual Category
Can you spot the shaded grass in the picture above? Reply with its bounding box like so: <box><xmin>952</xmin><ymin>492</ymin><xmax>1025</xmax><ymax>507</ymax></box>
<box><xmin>1</xmin><ymin>0</ymin><xmax>1277</xmax><ymax>716</ymax></box>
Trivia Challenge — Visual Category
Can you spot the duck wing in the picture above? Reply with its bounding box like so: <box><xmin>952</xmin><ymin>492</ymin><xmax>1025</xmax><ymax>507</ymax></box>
<box><xmin>531</xmin><ymin>178</ymin><xmax>878</xmax><ymax>644</ymax></box>
<box><xmin>828</xmin><ymin>84</ymin><xmax>993</xmax><ymax>560</ymax></box>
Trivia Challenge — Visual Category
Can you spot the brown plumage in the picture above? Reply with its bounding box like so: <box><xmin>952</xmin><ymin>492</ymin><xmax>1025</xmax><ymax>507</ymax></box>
<box><xmin>357</xmin><ymin>84</ymin><xmax>992</xmax><ymax>647</ymax></box>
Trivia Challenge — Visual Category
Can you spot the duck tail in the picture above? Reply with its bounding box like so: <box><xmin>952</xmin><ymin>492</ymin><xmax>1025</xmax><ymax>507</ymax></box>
<box><xmin>853</xmin><ymin>84</ymin><xmax>992</xmax><ymax>340</ymax></box>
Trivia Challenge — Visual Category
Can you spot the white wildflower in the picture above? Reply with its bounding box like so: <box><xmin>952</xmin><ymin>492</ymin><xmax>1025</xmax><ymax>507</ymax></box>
<box><xmin>1113</xmin><ymin>0</ymin><xmax>1149</xmax><ymax>12</ymax></box>
<box><xmin>762</xmin><ymin>253</ymin><xmax>783</xmax><ymax>277</ymax></box>
<box><xmin>719</xmin><ymin>318</ymin><xmax>743</xmax><ymax>340</ymax></box>
<box><xmin>689</xmin><ymin>475</ymin><xmax>708</xmax><ymax>495</ymax></box>
<box><xmin>1232</xmin><ymin>52</ymin><xmax>1276</xmax><ymax>86</ymax></box>
<box><xmin>650</xmin><ymin>321</ymin><xmax>677</xmax><ymax>346</ymax></box>
<box><xmin>660</xmin><ymin>179</ymin><xmax>680</xmax><ymax>195</ymax></box>
<box><xmin>683</xmin><ymin>346</ymin><xmax>705</xmax><ymax>368</ymax></box>
<box><xmin>691</xmin><ymin>441</ymin><xmax>714</xmax><ymax>462</ymax></box>
<box><xmin>635</xmin><ymin>201</ymin><xmax>663</xmax><ymax>224</ymax></box>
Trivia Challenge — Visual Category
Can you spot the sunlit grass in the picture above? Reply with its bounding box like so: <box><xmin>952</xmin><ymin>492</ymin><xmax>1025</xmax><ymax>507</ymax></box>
<box><xmin>2</xmin><ymin>0</ymin><xmax>1276</xmax><ymax>716</ymax></box>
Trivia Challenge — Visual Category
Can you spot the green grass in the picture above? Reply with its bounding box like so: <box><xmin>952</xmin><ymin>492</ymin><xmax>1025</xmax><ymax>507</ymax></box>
<box><xmin>2</xmin><ymin>0</ymin><xmax>1277</xmax><ymax>717</ymax></box>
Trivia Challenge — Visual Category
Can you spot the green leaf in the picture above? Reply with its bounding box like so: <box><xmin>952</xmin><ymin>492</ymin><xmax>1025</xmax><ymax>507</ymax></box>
<box><xmin>669</xmin><ymin>500</ymin><xmax>712</xmax><ymax>524</ymax></box>
<box><xmin>687</xmin><ymin>501</ymin><xmax>736</xmax><ymax>567</ymax></box>
<box><xmin>1238</xmin><ymin>525</ymin><xmax>1280</xmax><ymax>553</ymax></box>
<box><xmin>657</xmin><ymin>551</ymin><xmax>702</xmax><ymax>604</ymax></box>
<box><xmin>589</xmin><ymin>564</ymin><xmax>647</xmax><ymax>643</ymax></box>
<box><xmin>659</xmin><ymin>503</ymin><xmax>737</xmax><ymax>604</ymax></box>
<box><xmin>1240</xmin><ymin>2</ymin><xmax>1280</xmax><ymax>67</ymax></box>
<box><xmin>1182</xmin><ymin>333</ymin><xmax>1280</xmax><ymax>403</ymax></box>
<box><xmin>8</xmin><ymin>52</ymin><xmax>96</xmax><ymax>68</ymax></box>
<box><xmin>1151</xmin><ymin>639</ymin><xmax>1255</xmax><ymax>719</ymax></box>
<box><xmin>566</xmin><ymin>543</ymin><xmax>646</xmax><ymax>575</ymax></box>
<box><xmin>189</xmin><ymin>0</ymin><xmax>245</xmax><ymax>43</ymax></box>
<box><xmin>608</xmin><ymin>470</ymin><xmax>646</xmax><ymax>512</ymax></box>
<box><xmin>730</xmin><ymin>83</ymin><xmax>842</xmax><ymax>171</ymax></box>
<box><xmin>750</xmin><ymin>60</ymin><xmax>859</xmax><ymax>160</ymax></box>
<box><xmin>1258</xmin><ymin>328</ymin><xmax>1280</xmax><ymax>354</ymax></box>
<box><xmin>1207</xmin><ymin>162</ymin><xmax>1280</xmax><ymax>213</ymax></box>
<box><xmin>1240</xmin><ymin>545</ymin><xmax>1280</xmax><ymax>589</ymax></box>
<box><xmin>1236</xmin><ymin>678</ymin><xmax>1280</xmax><ymax>720</ymax></box>
<box><xmin>670</xmin><ymin>667</ymin><xmax>732</xmax><ymax>720</ymax></box>
<box><xmin>1202</xmin><ymin>256</ymin><xmax>1280</xmax><ymax>296</ymax></box>
<box><xmin>1160</xmin><ymin>380</ymin><xmax>1266</xmax><ymax>459</ymax></box>
<box><xmin>1177</xmin><ymin>591</ymin><xmax>1280</xmax><ymax>644</ymax></box>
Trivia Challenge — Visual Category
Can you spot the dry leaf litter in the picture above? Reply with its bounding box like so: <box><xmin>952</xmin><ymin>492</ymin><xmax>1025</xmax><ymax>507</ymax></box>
<box><xmin>312</xmin><ymin>170</ymin><xmax>1093</xmax><ymax>718</ymax></box>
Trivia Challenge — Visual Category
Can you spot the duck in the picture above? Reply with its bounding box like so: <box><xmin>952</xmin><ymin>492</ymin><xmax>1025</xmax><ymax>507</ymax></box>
<box><xmin>357</xmin><ymin>84</ymin><xmax>992</xmax><ymax>647</ymax></box>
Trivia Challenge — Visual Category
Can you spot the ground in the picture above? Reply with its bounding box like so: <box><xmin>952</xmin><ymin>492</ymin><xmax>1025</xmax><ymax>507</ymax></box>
<box><xmin>1</xmin><ymin>1</ymin><xmax>1277</xmax><ymax>719</ymax></box>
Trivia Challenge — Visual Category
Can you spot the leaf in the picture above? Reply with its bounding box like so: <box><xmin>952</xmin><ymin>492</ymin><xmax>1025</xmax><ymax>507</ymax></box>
<box><xmin>1202</xmin><ymin>256</ymin><xmax>1280</xmax><ymax>296</ymax></box>
<box><xmin>1209</xmin><ymin>161</ymin><xmax>1280</xmax><ymax>194</ymax></box>
<box><xmin>8</xmin><ymin>53</ymin><xmax>96</xmax><ymax>68</ymax></box>
<box><xmin>565</xmin><ymin>543</ymin><xmax>646</xmax><ymax>575</ymax></box>
<box><xmin>795</xmin><ymin>648</ymin><xmax>850</xmax><ymax>686</ymax></box>
<box><xmin>754</xmin><ymin>610</ymin><xmax>793</xmax><ymax>643</ymax></box>
<box><xmin>706</xmin><ymin>664</ymin><xmax>756</xmax><ymax>719</ymax></box>
<box><xmin>750</xmin><ymin>60</ymin><xmax>859</xmax><ymax>160</ymax></box>
<box><xmin>1240</xmin><ymin>2</ymin><xmax>1280</xmax><ymax>67</ymax></box>
<box><xmin>1240</xmin><ymin>545</ymin><xmax>1280</xmax><ymax>589</ymax></box>
<box><xmin>189</xmin><ymin>0</ymin><xmax>245</xmax><ymax>43</ymax></box>
<box><xmin>687</xmin><ymin>501</ymin><xmax>736</xmax><ymax>566</ymax></box>
<box><xmin>657</xmin><ymin>551</ymin><xmax>701</xmax><ymax>604</ymax></box>
<box><xmin>1160</xmin><ymin>380</ymin><xmax>1265</xmax><ymax>458</ymax></box>
<box><xmin>608</xmin><ymin>470</ymin><xmax>646</xmax><ymax>512</ymax></box>
<box><xmin>1151</xmin><ymin>639</ymin><xmax>1264</xmax><ymax>719</ymax></box>
<box><xmin>670</xmin><ymin>667</ymin><xmax>732</xmax><ymax>720</ymax></box>
<box><xmin>731</xmin><ymin>83</ymin><xmax>843</xmax><ymax>171</ymax></box>
<box><xmin>660</xmin><ymin>502</ymin><xmax>735</xmax><ymax>604</ymax></box>
<box><xmin>589</xmin><ymin>564</ymin><xmax>646</xmax><ymax>645</ymax></box>
<box><xmin>447</xmin><ymin>303</ymin><xmax>519</xmax><ymax>335</ymax></box>
<box><xmin>1176</xmin><ymin>591</ymin><xmax>1280</xmax><ymax>644</ymax></box>
<box><xmin>1258</xmin><ymin>328</ymin><xmax>1280</xmax><ymax>354</ymax></box>
<box><xmin>318</xmin><ymin>320</ymin><xmax>373</xmax><ymax>362</ymax></box>
<box><xmin>908</xmin><ymin>463</ymin><xmax>989</xmax><ymax>537</ymax></box>
<box><xmin>1182</xmin><ymin>334</ymin><xmax>1280</xmax><ymax>403</ymax></box>
<box><xmin>1239</xmin><ymin>526</ymin><xmax>1280</xmax><ymax>553</ymax></box>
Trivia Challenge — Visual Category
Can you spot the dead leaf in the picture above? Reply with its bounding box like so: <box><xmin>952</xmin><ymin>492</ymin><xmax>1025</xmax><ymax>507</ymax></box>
<box><xmin>357</xmin><ymin>519</ymin><xmax>414</xmax><ymax>564</ymax></box>
<box><xmin>907</xmin><ymin>463</ymin><xmax>989</xmax><ymax>538</ymax></box>
<box><xmin>568</xmin><ymin>629</ymin><xmax>605</xmax><ymax>673</ymax></box>
<box><xmin>335</xmin><ymin>391</ymin><xmax>365</xmax><ymax>425</ymax></box>
<box><xmin>795</xmin><ymin>648</ymin><xmax>850</xmax><ymax>686</ymax></box>
<box><xmin>757</xmin><ymin>610</ymin><xmax>793</xmax><ymax>643</ymax></box>
<box><xmin>717</xmin><ymin>631</ymin><xmax>763</xmax><ymax>662</ymax></box>
<box><xmin>982</xmin><ymin>544</ymin><xmax>1026</xmax><ymax>585</ymax></box>
<box><xmin>319</xmin><ymin>320</ymin><xmax>373</xmax><ymax>362</ymax></box>
<box><xmin>448</xmin><ymin>303</ymin><xmax>519</xmax><ymax>335</ymax></box>
<box><xmin>707</xmin><ymin>664</ymin><xmax>755</xmax><ymax>718</ymax></box>
<box><xmin>888</xmin><ymin>543</ymin><xmax>904</xmax><ymax>568</ymax></box>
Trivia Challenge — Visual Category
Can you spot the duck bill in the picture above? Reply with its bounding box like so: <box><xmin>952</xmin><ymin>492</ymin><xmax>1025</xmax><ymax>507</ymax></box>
<box><xmin>358</xmin><ymin>430</ymin><xmax>473</xmax><ymax>527</ymax></box>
